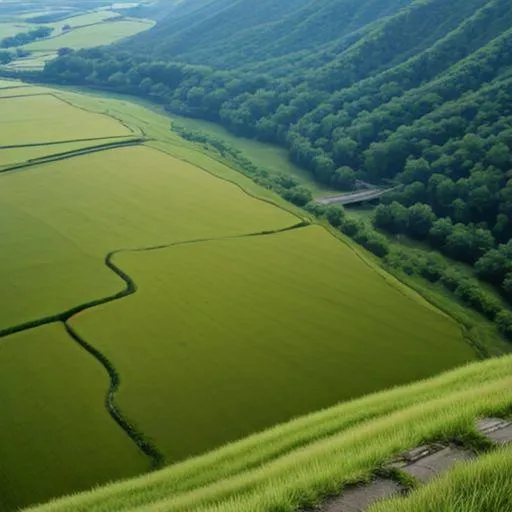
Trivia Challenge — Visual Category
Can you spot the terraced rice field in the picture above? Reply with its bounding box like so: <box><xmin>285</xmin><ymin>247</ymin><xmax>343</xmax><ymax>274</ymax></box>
<box><xmin>0</xmin><ymin>324</ymin><xmax>147</xmax><ymax>512</ymax></box>
<box><xmin>71</xmin><ymin>225</ymin><xmax>474</xmax><ymax>461</ymax></box>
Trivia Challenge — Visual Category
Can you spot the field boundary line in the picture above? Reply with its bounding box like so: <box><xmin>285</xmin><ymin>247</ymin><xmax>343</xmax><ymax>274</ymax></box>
<box><xmin>0</xmin><ymin>134</ymin><xmax>137</xmax><ymax>150</ymax></box>
<box><xmin>54</xmin><ymin>92</ymin><xmax>143</xmax><ymax>136</ymax></box>
<box><xmin>0</xmin><ymin>138</ymin><xmax>147</xmax><ymax>174</ymax></box>
<box><xmin>0</xmin><ymin>222</ymin><xmax>309</xmax><ymax>467</ymax></box>
<box><xmin>0</xmin><ymin>92</ymin><xmax>50</xmax><ymax>99</ymax></box>
<box><xmin>147</xmin><ymin>142</ymin><xmax>309</xmax><ymax>224</ymax></box>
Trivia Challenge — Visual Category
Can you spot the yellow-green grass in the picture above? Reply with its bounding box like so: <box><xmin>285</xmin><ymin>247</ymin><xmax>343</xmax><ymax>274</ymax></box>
<box><xmin>48</xmin><ymin>88</ymin><xmax>306</xmax><ymax>216</ymax></box>
<box><xmin>70</xmin><ymin>225</ymin><xmax>475</xmax><ymax>463</ymax></box>
<box><xmin>0</xmin><ymin>22</ymin><xmax>31</xmax><ymax>38</ymax></box>
<box><xmin>0</xmin><ymin>145</ymin><xmax>296</xmax><ymax>330</ymax></box>
<box><xmin>27</xmin><ymin>355</ymin><xmax>512</xmax><ymax>512</ymax></box>
<box><xmin>173</xmin><ymin>115</ymin><xmax>338</xmax><ymax>197</ymax></box>
<box><xmin>4</xmin><ymin>52</ymin><xmax>57</xmax><ymax>70</ymax></box>
<box><xmin>49</xmin><ymin>11</ymin><xmax>121</xmax><ymax>34</ymax></box>
<box><xmin>0</xmin><ymin>94</ymin><xmax>132</xmax><ymax>145</ymax></box>
<box><xmin>0</xmin><ymin>136</ymin><xmax>137</xmax><ymax>167</ymax></box>
<box><xmin>0</xmin><ymin>323</ymin><xmax>147</xmax><ymax>512</ymax></box>
<box><xmin>0</xmin><ymin>79</ymin><xmax>26</xmax><ymax>88</ymax></box>
<box><xmin>0</xmin><ymin>86</ymin><xmax>54</xmax><ymax>96</ymax></box>
<box><xmin>370</xmin><ymin>445</ymin><xmax>512</xmax><ymax>512</ymax></box>
<box><xmin>23</xmin><ymin>19</ymin><xmax>154</xmax><ymax>51</ymax></box>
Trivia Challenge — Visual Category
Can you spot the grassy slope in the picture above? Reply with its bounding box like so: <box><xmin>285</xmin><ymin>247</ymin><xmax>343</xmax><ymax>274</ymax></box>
<box><xmin>28</xmin><ymin>355</ymin><xmax>512</xmax><ymax>512</ymax></box>
<box><xmin>371</xmin><ymin>444</ymin><xmax>512</xmax><ymax>512</ymax></box>
<box><xmin>0</xmin><ymin>324</ymin><xmax>147</xmax><ymax>512</ymax></box>
<box><xmin>70</xmin><ymin>225</ymin><xmax>474</xmax><ymax>462</ymax></box>
<box><xmin>345</xmin><ymin>207</ymin><xmax>512</xmax><ymax>357</ymax></box>
<box><xmin>0</xmin><ymin>144</ymin><xmax>295</xmax><ymax>330</ymax></box>
<box><xmin>173</xmin><ymin>115</ymin><xmax>338</xmax><ymax>196</ymax></box>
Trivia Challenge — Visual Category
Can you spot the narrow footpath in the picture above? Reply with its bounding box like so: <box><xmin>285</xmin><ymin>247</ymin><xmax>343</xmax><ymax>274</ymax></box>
<box><xmin>309</xmin><ymin>417</ymin><xmax>512</xmax><ymax>512</ymax></box>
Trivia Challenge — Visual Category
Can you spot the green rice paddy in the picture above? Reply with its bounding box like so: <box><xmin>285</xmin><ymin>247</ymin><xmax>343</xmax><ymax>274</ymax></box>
<box><xmin>0</xmin><ymin>82</ymin><xmax>507</xmax><ymax>511</ymax></box>
<box><xmin>0</xmin><ymin>324</ymin><xmax>146</xmax><ymax>512</ymax></box>
<box><xmin>0</xmin><ymin>94</ymin><xmax>132</xmax><ymax>144</ymax></box>
<box><xmin>71</xmin><ymin>225</ymin><xmax>474</xmax><ymax>462</ymax></box>
<box><xmin>0</xmin><ymin>144</ymin><xmax>295</xmax><ymax>330</ymax></box>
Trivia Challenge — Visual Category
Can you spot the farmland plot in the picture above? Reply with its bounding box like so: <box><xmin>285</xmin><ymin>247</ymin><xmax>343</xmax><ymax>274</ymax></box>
<box><xmin>0</xmin><ymin>324</ymin><xmax>147</xmax><ymax>512</ymax></box>
<box><xmin>0</xmin><ymin>94</ymin><xmax>133</xmax><ymax>145</ymax></box>
<box><xmin>0</xmin><ymin>145</ymin><xmax>296</xmax><ymax>331</ymax></box>
<box><xmin>23</xmin><ymin>19</ymin><xmax>154</xmax><ymax>51</ymax></box>
<box><xmin>71</xmin><ymin>225</ymin><xmax>475</xmax><ymax>462</ymax></box>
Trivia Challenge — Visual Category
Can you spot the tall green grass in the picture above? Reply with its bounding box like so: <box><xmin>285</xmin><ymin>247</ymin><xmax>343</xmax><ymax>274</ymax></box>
<box><xmin>371</xmin><ymin>445</ymin><xmax>512</xmax><ymax>512</ymax></box>
<box><xmin>29</xmin><ymin>355</ymin><xmax>512</xmax><ymax>512</ymax></box>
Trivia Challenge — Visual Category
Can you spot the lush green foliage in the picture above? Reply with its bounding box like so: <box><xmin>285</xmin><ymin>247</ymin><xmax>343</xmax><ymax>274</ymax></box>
<box><xmin>28</xmin><ymin>355</ymin><xmax>512</xmax><ymax>512</ymax></box>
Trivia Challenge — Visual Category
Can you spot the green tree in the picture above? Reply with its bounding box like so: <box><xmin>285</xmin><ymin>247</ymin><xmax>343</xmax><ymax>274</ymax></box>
<box><xmin>407</xmin><ymin>203</ymin><xmax>436</xmax><ymax>239</ymax></box>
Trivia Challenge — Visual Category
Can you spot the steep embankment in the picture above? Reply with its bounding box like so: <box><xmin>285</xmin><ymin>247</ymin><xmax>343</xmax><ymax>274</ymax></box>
<box><xmin>26</xmin><ymin>355</ymin><xmax>512</xmax><ymax>512</ymax></box>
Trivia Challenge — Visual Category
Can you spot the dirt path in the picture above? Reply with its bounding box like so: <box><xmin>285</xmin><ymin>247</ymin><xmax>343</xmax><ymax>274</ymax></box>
<box><xmin>311</xmin><ymin>417</ymin><xmax>512</xmax><ymax>512</ymax></box>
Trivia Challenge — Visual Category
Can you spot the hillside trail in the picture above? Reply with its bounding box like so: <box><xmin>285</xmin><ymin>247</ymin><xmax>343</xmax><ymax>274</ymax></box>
<box><xmin>308</xmin><ymin>417</ymin><xmax>512</xmax><ymax>512</ymax></box>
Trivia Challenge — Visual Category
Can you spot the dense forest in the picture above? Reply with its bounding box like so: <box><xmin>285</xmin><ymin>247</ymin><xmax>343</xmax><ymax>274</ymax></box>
<box><xmin>36</xmin><ymin>0</ymin><xmax>512</xmax><ymax>333</ymax></box>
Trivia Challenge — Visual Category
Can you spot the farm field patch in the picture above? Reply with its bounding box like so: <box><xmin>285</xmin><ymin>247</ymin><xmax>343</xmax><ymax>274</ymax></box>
<box><xmin>0</xmin><ymin>79</ymin><xmax>27</xmax><ymax>88</ymax></box>
<box><xmin>0</xmin><ymin>323</ymin><xmax>147</xmax><ymax>512</ymax></box>
<box><xmin>0</xmin><ymin>93</ymin><xmax>132</xmax><ymax>144</ymax></box>
<box><xmin>3</xmin><ymin>52</ymin><xmax>57</xmax><ymax>71</ymax></box>
<box><xmin>0</xmin><ymin>22</ymin><xmax>31</xmax><ymax>38</ymax></box>
<box><xmin>0</xmin><ymin>145</ymin><xmax>296</xmax><ymax>331</ymax></box>
<box><xmin>23</xmin><ymin>19</ymin><xmax>154</xmax><ymax>51</ymax></box>
<box><xmin>49</xmin><ymin>11</ymin><xmax>121</xmax><ymax>34</ymax></box>
<box><xmin>71</xmin><ymin>225</ymin><xmax>475</xmax><ymax>462</ymax></box>
<box><xmin>0</xmin><ymin>86</ymin><xmax>53</xmax><ymax>96</ymax></box>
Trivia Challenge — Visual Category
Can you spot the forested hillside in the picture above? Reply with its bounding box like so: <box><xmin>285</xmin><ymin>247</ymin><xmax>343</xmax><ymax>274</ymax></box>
<box><xmin>41</xmin><ymin>0</ymin><xmax>512</xmax><ymax>309</ymax></box>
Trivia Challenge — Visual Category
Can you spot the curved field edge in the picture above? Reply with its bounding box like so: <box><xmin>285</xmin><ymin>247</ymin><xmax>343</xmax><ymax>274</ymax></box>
<box><xmin>26</xmin><ymin>355</ymin><xmax>512</xmax><ymax>512</ymax></box>
<box><xmin>36</xmin><ymin>85</ymin><xmax>306</xmax><ymax>218</ymax></box>
<box><xmin>0</xmin><ymin>324</ymin><xmax>147</xmax><ymax>512</ymax></box>
<box><xmin>370</xmin><ymin>444</ymin><xmax>512</xmax><ymax>512</ymax></box>
<box><xmin>71</xmin><ymin>224</ymin><xmax>473</xmax><ymax>462</ymax></box>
